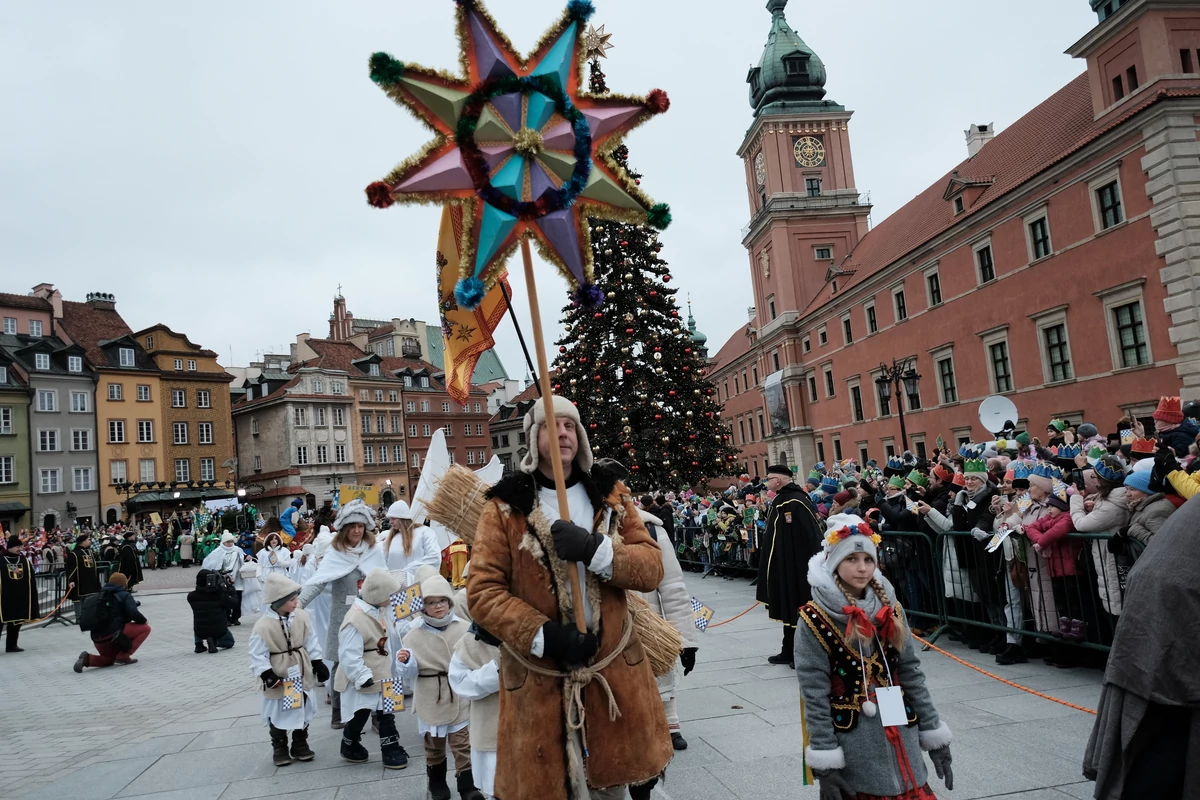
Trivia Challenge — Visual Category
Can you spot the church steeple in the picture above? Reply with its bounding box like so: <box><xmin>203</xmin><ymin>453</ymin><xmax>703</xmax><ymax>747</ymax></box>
<box><xmin>748</xmin><ymin>0</ymin><xmax>843</xmax><ymax>117</ymax></box>
<box><xmin>686</xmin><ymin>299</ymin><xmax>709</xmax><ymax>359</ymax></box>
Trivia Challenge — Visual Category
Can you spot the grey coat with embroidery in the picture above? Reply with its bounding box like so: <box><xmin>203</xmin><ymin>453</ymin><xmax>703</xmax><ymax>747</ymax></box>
<box><xmin>795</xmin><ymin>553</ymin><xmax>951</xmax><ymax>797</ymax></box>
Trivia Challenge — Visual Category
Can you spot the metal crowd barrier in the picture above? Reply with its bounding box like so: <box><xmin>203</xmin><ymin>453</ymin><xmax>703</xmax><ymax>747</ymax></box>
<box><xmin>883</xmin><ymin>531</ymin><xmax>1120</xmax><ymax>654</ymax></box>
<box><xmin>28</xmin><ymin>558</ymin><xmax>118</xmax><ymax>629</ymax></box>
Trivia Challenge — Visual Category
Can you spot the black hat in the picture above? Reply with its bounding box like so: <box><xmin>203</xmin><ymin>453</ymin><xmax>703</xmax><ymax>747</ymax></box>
<box><xmin>6</xmin><ymin>536</ymin><xmax>21</xmax><ymax>550</ymax></box>
<box><xmin>766</xmin><ymin>464</ymin><xmax>792</xmax><ymax>477</ymax></box>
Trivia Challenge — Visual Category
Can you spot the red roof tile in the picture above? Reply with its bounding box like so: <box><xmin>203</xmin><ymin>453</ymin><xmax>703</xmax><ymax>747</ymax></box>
<box><xmin>0</xmin><ymin>293</ymin><xmax>53</xmax><ymax>313</ymax></box>
<box><xmin>802</xmin><ymin>73</ymin><xmax>1174</xmax><ymax>315</ymax></box>
<box><xmin>708</xmin><ymin>328</ymin><xmax>753</xmax><ymax>374</ymax></box>
<box><xmin>59</xmin><ymin>300</ymin><xmax>136</xmax><ymax>366</ymax></box>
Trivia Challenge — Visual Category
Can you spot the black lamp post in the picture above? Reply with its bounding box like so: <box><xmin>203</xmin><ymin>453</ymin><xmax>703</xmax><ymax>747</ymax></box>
<box><xmin>875</xmin><ymin>358</ymin><xmax>922</xmax><ymax>453</ymax></box>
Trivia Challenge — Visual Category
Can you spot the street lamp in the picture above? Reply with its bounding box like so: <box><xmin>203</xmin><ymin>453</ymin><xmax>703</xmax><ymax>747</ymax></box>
<box><xmin>875</xmin><ymin>358</ymin><xmax>922</xmax><ymax>453</ymax></box>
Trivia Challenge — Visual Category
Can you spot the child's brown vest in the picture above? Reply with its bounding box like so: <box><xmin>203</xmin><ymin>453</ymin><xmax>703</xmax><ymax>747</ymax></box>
<box><xmin>252</xmin><ymin>610</ymin><xmax>315</xmax><ymax>699</ymax></box>
<box><xmin>334</xmin><ymin>606</ymin><xmax>391</xmax><ymax>693</ymax></box>
<box><xmin>404</xmin><ymin>619</ymin><xmax>470</xmax><ymax>726</ymax></box>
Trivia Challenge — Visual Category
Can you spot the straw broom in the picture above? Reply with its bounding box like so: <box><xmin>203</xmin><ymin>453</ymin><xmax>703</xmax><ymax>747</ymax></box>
<box><xmin>627</xmin><ymin>592</ymin><xmax>685</xmax><ymax>677</ymax></box>
<box><xmin>425</xmin><ymin>464</ymin><xmax>492</xmax><ymax>545</ymax></box>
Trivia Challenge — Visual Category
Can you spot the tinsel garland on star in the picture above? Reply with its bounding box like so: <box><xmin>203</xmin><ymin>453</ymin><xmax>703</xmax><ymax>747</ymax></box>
<box><xmin>552</xmin><ymin>58</ymin><xmax>738</xmax><ymax>490</ymax></box>
<box><xmin>363</xmin><ymin>0</ymin><xmax>672</xmax><ymax>310</ymax></box>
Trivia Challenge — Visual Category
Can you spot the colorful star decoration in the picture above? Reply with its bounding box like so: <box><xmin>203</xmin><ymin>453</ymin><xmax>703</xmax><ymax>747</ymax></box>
<box><xmin>364</xmin><ymin>0</ymin><xmax>671</xmax><ymax>310</ymax></box>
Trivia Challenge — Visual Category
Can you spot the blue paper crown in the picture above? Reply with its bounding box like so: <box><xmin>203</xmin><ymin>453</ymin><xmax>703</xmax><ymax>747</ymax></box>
<box><xmin>886</xmin><ymin>456</ymin><xmax>905</xmax><ymax>470</ymax></box>
<box><xmin>1031</xmin><ymin>463</ymin><xmax>1058</xmax><ymax>480</ymax></box>
<box><xmin>1057</xmin><ymin>444</ymin><xmax>1081</xmax><ymax>459</ymax></box>
<box><xmin>1012</xmin><ymin>462</ymin><xmax>1032</xmax><ymax>480</ymax></box>
<box><xmin>820</xmin><ymin>477</ymin><xmax>840</xmax><ymax>493</ymax></box>
<box><xmin>959</xmin><ymin>443</ymin><xmax>983</xmax><ymax>459</ymax></box>
<box><xmin>813</xmin><ymin>462</ymin><xmax>825</xmax><ymax>471</ymax></box>
<box><xmin>1093</xmin><ymin>460</ymin><xmax>1124</xmax><ymax>483</ymax></box>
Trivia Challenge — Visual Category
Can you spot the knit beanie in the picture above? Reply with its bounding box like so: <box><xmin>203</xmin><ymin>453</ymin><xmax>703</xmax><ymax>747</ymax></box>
<box><xmin>419</xmin><ymin>571</ymin><xmax>457</xmax><ymax>629</ymax></box>
<box><xmin>821</xmin><ymin>513</ymin><xmax>880</xmax><ymax>577</ymax></box>
<box><xmin>263</xmin><ymin>573</ymin><xmax>301</xmax><ymax>609</ymax></box>
<box><xmin>333</xmin><ymin>499</ymin><xmax>376</xmax><ymax>532</ymax></box>
<box><xmin>1077</xmin><ymin>423</ymin><xmax>1099</xmax><ymax>440</ymax></box>
<box><xmin>520</xmin><ymin>395</ymin><xmax>593</xmax><ymax>474</ymax></box>
<box><xmin>386</xmin><ymin>500</ymin><xmax>414</xmax><ymax>520</ymax></box>
<box><xmin>359</xmin><ymin>568</ymin><xmax>402</xmax><ymax>607</ymax></box>
<box><xmin>1123</xmin><ymin>470</ymin><xmax>1152</xmax><ymax>495</ymax></box>
<box><xmin>1153</xmin><ymin>396</ymin><xmax>1184</xmax><ymax>424</ymax></box>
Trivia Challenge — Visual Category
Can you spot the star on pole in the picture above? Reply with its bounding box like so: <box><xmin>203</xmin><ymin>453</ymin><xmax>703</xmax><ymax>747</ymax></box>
<box><xmin>583</xmin><ymin>23</ymin><xmax>614</xmax><ymax>60</ymax></box>
<box><xmin>363</xmin><ymin>0</ymin><xmax>671</xmax><ymax>310</ymax></box>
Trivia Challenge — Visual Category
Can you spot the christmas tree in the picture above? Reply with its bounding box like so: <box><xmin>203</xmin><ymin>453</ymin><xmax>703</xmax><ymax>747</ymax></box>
<box><xmin>551</xmin><ymin>56</ymin><xmax>738</xmax><ymax>490</ymax></box>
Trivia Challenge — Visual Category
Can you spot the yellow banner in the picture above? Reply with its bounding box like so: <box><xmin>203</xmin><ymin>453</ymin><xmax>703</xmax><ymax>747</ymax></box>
<box><xmin>437</xmin><ymin>205</ymin><xmax>510</xmax><ymax>406</ymax></box>
<box><xmin>338</xmin><ymin>484</ymin><xmax>379</xmax><ymax>506</ymax></box>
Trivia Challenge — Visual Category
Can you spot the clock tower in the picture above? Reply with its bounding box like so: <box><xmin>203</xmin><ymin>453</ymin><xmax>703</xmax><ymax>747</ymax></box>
<box><xmin>738</xmin><ymin>0</ymin><xmax>870</xmax><ymax>467</ymax></box>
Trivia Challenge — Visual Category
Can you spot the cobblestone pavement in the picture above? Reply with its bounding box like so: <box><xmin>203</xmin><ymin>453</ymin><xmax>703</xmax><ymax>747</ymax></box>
<box><xmin>5</xmin><ymin>574</ymin><xmax>1102</xmax><ymax>800</ymax></box>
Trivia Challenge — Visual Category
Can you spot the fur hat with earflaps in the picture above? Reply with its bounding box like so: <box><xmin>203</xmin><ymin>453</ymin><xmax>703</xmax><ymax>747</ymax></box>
<box><xmin>359</xmin><ymin>568</ymin><xmax>402</xmax><ymax>607</ymax></box>
<box><xmin>519</xmin><ymin>395</ymin><xmax>593</xmax><ymax>474</ymax></box>
<box><xmin>263</xmin><ymin>573</ymin><xmax>301</xmax><ymax>610</ymax></box>
<box><xmin>333</xmin><ymin>499</ymin><xmax>376</xmax><ymax>532</ymax></box>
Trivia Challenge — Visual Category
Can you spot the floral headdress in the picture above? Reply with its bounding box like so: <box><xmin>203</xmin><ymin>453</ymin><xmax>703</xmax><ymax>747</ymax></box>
<box><xmin>824</xmin><ymin>520</ymin><xmax>882</xmax><ymax>548</ymax></box>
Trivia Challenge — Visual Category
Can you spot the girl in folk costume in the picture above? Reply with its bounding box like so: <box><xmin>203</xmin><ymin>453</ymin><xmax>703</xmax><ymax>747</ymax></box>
<box><xmin>335</xmin><ymin>568</ymin><xmax>410</xmax><ymax>769</ymax></box>
<box><xmin>257</xmin><ymin>533</ymin><xmax>294</xmax><ymax>612</ymax></box>
<box><xmin>396</xmin><ymin>570</ymin><xmax>484</xmax><ymax>800</ymax></box>
<box><xmin>248</xmin><ymin>573</ymin><xmax>330</xmax><ymax>766</ymax></box>
<box><xmin>298</xmin><ymin>503</ymin><xmax>387</xmax><ymax>728</ymax></box>
<box><xmin>796</xmin><ymin>514</ymin><xmax>953</xmax><ymax>800</ymax></box>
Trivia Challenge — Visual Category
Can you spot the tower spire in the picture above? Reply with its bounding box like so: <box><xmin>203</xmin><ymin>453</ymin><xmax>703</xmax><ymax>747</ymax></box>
<box><xmin>747</xmin><ymin>0</ymin><xmax>841</xmax><ymax>117</ymax></box>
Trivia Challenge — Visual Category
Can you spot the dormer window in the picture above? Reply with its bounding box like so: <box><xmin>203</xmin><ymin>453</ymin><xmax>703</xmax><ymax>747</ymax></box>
<box><xmin>420</xmin><ymin>377</ymin><xmax>430</xmax><ymax>388</ymax></box>
<box><xmin>35</xmin><ymin>353</ymin><xmax>50</xmax><ymax>371</ymax></box>
<box><xmin>784</xmin><ymin>56</ymin><xmax>805</xmax><ymax>76</ymax></box>
<box><xmin>954</xmin><ymin>196</ymin><xmax>965</xmax><ymax>214</ymax></box>
<box><xmin>403</xmin><ymin>375</ymin><xmax>413</xmax><ymax>387</ymax></box>
<box><xmin>369</xmin><ymin>363</ymin><xmax>380</xmax><ymax>377</ymax></box>
<box><xmin>119</xmin><ymin>347</ymin><xmax>135</xmax><ymax>367</ymax></box>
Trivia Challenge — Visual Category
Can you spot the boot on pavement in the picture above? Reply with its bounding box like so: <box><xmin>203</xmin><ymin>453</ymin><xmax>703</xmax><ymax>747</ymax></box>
<box><xmin>995</xmin><ymin>644</ymin><xmax>1028</xmax><ymax>665</ymax></box>
<box><xmin>73</xmin><ymin>651</ymin><xmax>89</xmax><ymax>673</ymax></box>
<box><xmin>270</xmin><ymin>725</ymin><xmax>292</xmax><ymax>767</ymax></box>
<box><xmin>427</xmin><ymin>761</ymin><xmax>452</xmax><ymax>800</ymax></box>
<box><xmin>290</xmin><ymin>727</ymin><xmax>315</xmax><ymax>761</ymax></box>
<box><xmin>1067</xmin><ymin>620</ymin><xmax>1086</xmax><ymax>642</ymax></box>
<box><xmin>194</xmin><ymin>642</ymin><xmax>207</xmax><ymax>654</ymax></box>
<box><xmin>455</xmin><ymin>768</ymin><xmax>485</xmax><ymax>800</ymax></box>
<box><xmin>379</xmin><ymin>735</ymin><xmax>408</xmax><ymax>770</ymax></box>
<box><xmin>340</xmin><ymin>736</ymin><xmax>369</xmax><ymax>763</ymax></box>
<box><xmin>671</xmin><ymin>731</ymin><xmax>688</xmax><ymax>750</ymax></box>
<box><xmin>207</xmin><ymin>638</ymin><xmax>218</xmax><ymax>653</ymax></box>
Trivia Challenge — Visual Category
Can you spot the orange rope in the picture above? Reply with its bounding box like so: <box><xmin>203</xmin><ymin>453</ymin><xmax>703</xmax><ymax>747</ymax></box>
<box><xmin>27</xmin><ymin>590</ymin><xmax>71</xmax><ymax>624</ymax></box>
<box><xmin>913</xmin><ymin>634</ymin><xmax>1096</xmax><ymax>715</ymax></box>
<box><xmin>707</xmin><ymin>601</ymin><xmax>762</xmax><ymax>628</ymax></box>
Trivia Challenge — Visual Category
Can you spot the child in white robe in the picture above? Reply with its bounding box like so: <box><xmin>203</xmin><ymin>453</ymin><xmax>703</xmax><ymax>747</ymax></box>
<box><xmin>448</xmin><ymin>624</ymin><xmax>500</xmax><ymax>799</ymax></box>
<box><xmin>257</xmin><ymin>533</ymin><xmax>294</xmax><ymax>613</ymax></box>
<box><xmin>247</xmin><ymin>573</ymin><xmax>328</xmax><ymax>766</ymax></box>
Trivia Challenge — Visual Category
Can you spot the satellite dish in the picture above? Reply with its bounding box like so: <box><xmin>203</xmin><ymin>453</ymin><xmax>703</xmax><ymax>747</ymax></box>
<box><xmin>978</xmin><ymin>395</ymin><xmax>1019</xmax><ymax>437</ymax></box>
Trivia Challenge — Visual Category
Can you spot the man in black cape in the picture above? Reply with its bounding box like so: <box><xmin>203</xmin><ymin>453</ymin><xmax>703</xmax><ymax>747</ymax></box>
<box><xmin>64</xmin><ymin>532</ymin><xmax>102</xmax><ymax>615</ymax></box>
<box><xmin>117</xmin><ymin>531</ymin><xmax>143</xmax><ymax>592</ymax></box>
<box><xmin>1</xmin><ymin>536</ymin><xmax>39</xmax><ymax>652</ymax></box>
<box><xmin>755</xmin><ymin>464</ymin><xmax>824</xmax><ymax>667</ymax></box>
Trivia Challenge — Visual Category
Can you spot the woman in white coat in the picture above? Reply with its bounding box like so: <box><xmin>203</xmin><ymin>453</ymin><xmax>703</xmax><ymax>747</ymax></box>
<box><xmin>201</xmin><ymin>532</ymin><xmax>250</xmax><ymax>625</ymax></box>
<box><xmin>381</xmin><ymin>501</ymin><xmax>442</xmax><ymax>586</ymax></box>
<box><xmin>257</xmin><ymin>532</ymin><xmax>295</xmax><ymax>612</ymax></box>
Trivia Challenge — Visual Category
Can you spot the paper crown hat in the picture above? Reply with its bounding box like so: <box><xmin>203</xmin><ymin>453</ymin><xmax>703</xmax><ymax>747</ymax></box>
<box><xmin>885</xmin><ymin>456</ymin><xmax>905</xmax><ymax>471</ymax></box>
<box><xmin>1011</xmin><ymin>462</ymin><xmax>1033</xmax><ymax>480</ymax></box>
<box><xmin>1093</xmin><ymin>459</ymin><xmax>1125</xmax><ymax>483</ymax></box>
<box><xmin>1031</xmin><ymin>462</ymin><xmax>1060</xmax><ymax>480</ymax></box>
<box><xmin>959</xmin><ymin>443</ymin><xmax>984</xmax><ymax>459</ymax></box>
<box><xmin>963</xmin><ymin>459</ymin><xmax>988</xmax><ymax>477</ymax></box>
<box><xmin>1056</xmin><ymin>444</ymin><xmax>1081</xmax><ymax>459</ymax></box>
<box><xmin>887</xmin><ymin>474</ymin><xmax>907</xmax><ymax>489</ymax></box>
<box><xmin>1130</xmin><ymin>437</ymin><xmax>1158</xmax><ymax>455</ymax></box>
<box><xmin>907</xmin><ymin>470</ymin><xmax>930</xmax><ymax>488</ymax></box>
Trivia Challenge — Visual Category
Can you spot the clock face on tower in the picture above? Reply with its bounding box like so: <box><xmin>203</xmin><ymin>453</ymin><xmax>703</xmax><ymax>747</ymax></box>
<box><xmin>793</xmin><ymin>136</ymin><xmax>826</xmax><ymax>168</ymax></box>
<box><xmin>754</xmin><ymin>152</ymin><xmax>766</xmax><ymax>186</ymax></box>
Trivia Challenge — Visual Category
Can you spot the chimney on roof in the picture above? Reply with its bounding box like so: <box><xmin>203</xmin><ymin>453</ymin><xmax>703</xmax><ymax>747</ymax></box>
<box><xmin>32</xmin><ymin>283</ymin><xmax>63</xmax><ymax>319</ymax></box>
<box><xmin>85</xmin><ymin>292</ymin><xmax>117</xmax><ymax>311</ymax></box>
<box><xmin>965</xmin><ymin>123</ymin><xmax>995</xmax><ymax>158</ymax></box>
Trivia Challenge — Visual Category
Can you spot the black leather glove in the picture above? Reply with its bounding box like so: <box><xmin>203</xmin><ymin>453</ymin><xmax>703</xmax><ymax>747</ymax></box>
<box><xmin>928</xmin><ymin>745</ymin><xmax>954</xmax><ymax>790</ymax></box>
<box><xmin>1151</xmin><ymin>446</ymin><xmax>1178</xmax><ymax>494</ymax></box>
<box><xmin>259</xmin><ymin>669</ymin><xmax>282</xmax><ymax>689</ymax></box>
<box><xmin>813</xmin><ymin>769</ymin><xmax>853</xmax><ymax>800</ymax></box>
<box><xmin>470</xmin><ymin>622</ymin><xmax>502</xmax><ymax>648</ymax></box>
<box><xmin>541</xmin><ymin>620</ymin><xmax>598</xmax><ymax>665</ymax></box>
<box><xmin>680</xmin><ymin>647</ymin><xmax>697</xmax><ymax>676</ymax></box>
<box><xmin>359</xmin><ymin>677</ymin><xmax>374</xmax><ymax>690</ymax></box>
<box><xmin>551</xmin><ymin>520</ymin><xmax>602</xmax><ymax>564</ymax></box>
<box><xmin>311</xmin><ymin>659</ymin><xmax>330</xmax><ymax>683</ymax></box>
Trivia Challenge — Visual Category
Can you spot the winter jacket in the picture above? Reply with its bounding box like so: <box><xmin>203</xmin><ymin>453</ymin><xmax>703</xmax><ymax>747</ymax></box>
<box><xmin>1124</xmin><ymin>493</ymin><xmax>1174</xmax><ymax>546</ymax></box>
<box><xmin>1166</xmin><ymin>469</ymin><xmax>1200</xmax><ymax>501</ymax></box>
<box><xmin>1070</xmin><ymin>488</ymin><xmax>1130</xmax><ymax>616</ymax></box>
<box><xmin>1158</xmin><ymin>419</ymin><xmax>1200</xmax><ymax>459</ymax></box>
<box><xmin>877</xmin><ymin>493</ymin><xmax>921</xmax><ymax>533</ymax></box>
<box><xmin>637</xmin><ymin>511</ymin><xmax>697</xmax><ymax>649</ymax></box>
<box><xmin>93</xmin><ymin>582</ymin><xmax>146</xmax><ymax>642</ymax></box>
<box><xmin>187</xmin><ymin>570</ymin><xmax>235</xmax><ymax>639</ymax></box>
<box><xmin>1022</xmin><ymin>512</ymin><xmax>1080</xmax><ymax>577</ymax></box>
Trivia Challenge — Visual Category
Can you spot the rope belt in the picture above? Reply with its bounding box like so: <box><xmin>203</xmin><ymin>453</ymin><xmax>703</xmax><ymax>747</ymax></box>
<box><xmin>418</xmin><ymin>669</ymin><xmax>455</xmax><ymax>703</ymax></box>
<box><xmin>501</xmin><ymin>609</ymin><xmax>635</xmax><ymax>736</ymax></box>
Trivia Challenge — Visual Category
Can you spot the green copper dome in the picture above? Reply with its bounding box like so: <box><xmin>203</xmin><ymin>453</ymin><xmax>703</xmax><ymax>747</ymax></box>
<box><xmin>687</xmin><ymin>301</ymin><xmax>709</xmax><ymax>358</ymax></box>
<box><xmin>748</xmin><ymin>0</ymin><xmax>843</xmax><ymax>117</ymax></box>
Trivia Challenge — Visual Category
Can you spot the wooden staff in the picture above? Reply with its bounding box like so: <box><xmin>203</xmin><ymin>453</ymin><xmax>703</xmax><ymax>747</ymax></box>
<box><xmin>520</xmin><ymin>237</ymin><xmax>588</xmax><ymax>634</ymax></box>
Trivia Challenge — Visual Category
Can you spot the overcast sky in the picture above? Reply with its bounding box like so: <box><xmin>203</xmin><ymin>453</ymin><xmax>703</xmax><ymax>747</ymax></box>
<box><xmin>0</xmin><ymin>1</ymin><xmax>1095</xmax><ymax>378</ymax></box>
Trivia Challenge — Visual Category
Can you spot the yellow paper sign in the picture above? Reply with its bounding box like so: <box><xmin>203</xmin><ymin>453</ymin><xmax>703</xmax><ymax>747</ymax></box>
<box><xmin>382</xmin><ymin>678</ymin><xmax>405</xmax><ymax>713</ymax></box>
<box><xmin>339</xmin><ymin>485</ymin><xmax>380</xmax><ymax>506</ymax></box>
<box><xmin>149</xmin><ymin>512</ymin><xmax>162</xmax><ymax>525</ymax></box>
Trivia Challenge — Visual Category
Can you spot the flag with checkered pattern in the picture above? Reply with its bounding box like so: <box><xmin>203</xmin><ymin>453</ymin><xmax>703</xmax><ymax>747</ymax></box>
<box><xmin>692</xmin><ymin>597</ymin><xmax>714</xmax><ymax>632</ymax></box>
<box><xmin>391</xmin><ymin>584</ymin><xmax>424</xmax><ymax>622</ymax></box>
<box><xmin>381</xmin><ymin>678</ymin><xmax>405</xmax><ymax>713</ymax></box>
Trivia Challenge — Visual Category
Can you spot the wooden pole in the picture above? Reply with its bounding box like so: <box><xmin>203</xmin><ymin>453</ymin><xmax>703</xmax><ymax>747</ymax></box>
<box><xmin>520</xmin><ymin>237</ymin><xmax>589</xmax><ymax>634</ymax></box>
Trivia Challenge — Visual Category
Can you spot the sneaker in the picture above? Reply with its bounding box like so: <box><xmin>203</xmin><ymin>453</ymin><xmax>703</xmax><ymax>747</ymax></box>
<box><xmin>73</xmin><ymin>651</ymin><xmax>89</xmax><ymax>673</ymax></box>
<box><xmin>671</xmin><ymin>732</ymin><xmax>688</xmax><ymax>751</ymax></box>
<box><xmin>995</xmin><ymin>644</ymin><xmax>1028</xmax><ymax>665</ymax></box>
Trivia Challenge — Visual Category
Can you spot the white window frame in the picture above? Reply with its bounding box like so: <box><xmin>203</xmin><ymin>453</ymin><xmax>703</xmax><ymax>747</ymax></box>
<box><xmin>420</xmin><ymin>377</ymin><xmax>429</xmax><ymax>388</ymax></box>
<box><xmin>40</xmin><ymin>467</ymin><xmax>62</xmax><ymax>494</ymax></box>
<box><xmin>70</xmin><ymin>391</ymin><xmax>89</xmax><ymax>413</ymax></box>
<box><xmin>864</xmin><ymin>301</ymin><xmax>877</xmax><ymax>335</ymax></box>
<box><xmin>0</xmin><ymin>366</ymin><xmax>6</xmax><ymax>385</ymax></box>
<box><xmin>38</xmin><ymin>428</ymin><xmax>60</xmax><ymax>452</ymax></box>
<box><xmin>312</xmin><ymin>378</ymin><xmax>324</xmax><ymax>394</ymax></box>
<box><xmin>187</xmin><ymin>360</ymin><xmax>196</xmax><ymax>371</ymax></box>
<box><xmin>171</xmin><ymin>389</ymin><xmax>186</xmax><ymax>408</ymax></box>
<box><xmin>68</xmin><ymin>356</ymin><xmax>82</xmax><ymax>373</ymax></box>
<box><xmin>108</xmin><ymin>420</ymin><xmax>125</xmax><ymax>443</ymax></box>
<box><xmin>139</xmin><ymin>459</ymin><xmax>155</xmax><ymax>483</ymax></box>
<box><xmin>0</xmin><ymin>455</ymin><xmax>13</xmax><ymax>484</ymax></box>
<box><xmin>1088</xmin><ymin>166</ymin><xmax>1125</xmax><ymax>233</ymax></box>
<box><xmin>406</xmin><ymin>401</ymin><xmax>416</xmax><ymax>413</ymax></box>
<box><xmin>442</xmin><ymin>402</ymin><xmax>452</xmax><ymax>413</ymax></box>
<box><xmin>818</xmin><ymin>325</ymin><xmax>828</xmax><ymax>346</ymax></box>
<box><xmin>108</xmin><ymin>383</ymin><xmax>122</xmax><ymax>401</ymax></box>
<box><xmin>71</xmin><ymin>428</ymin><xmax>92</xmax><ymax>451</ymax></box>
<box><xmin>250</xmin><ymin>417</ymin><xmax>259</xmax><ymax>435</ymax></box>
<box><xmin>138</xmin><ymin>419</ymin><xmax>153</xmax><ymax>443</ymax></box>
<box><xmin>37</xmin><ymin>389</ymin><xmax>57</xmax><ymax>412</ymax></box>
<box><xmin>929</xmin><ymin>345</ymin><xmax>957</xmax><ymax>406</ymax></box>
<box><xmin>137</xmin><ymin>385</ymin><xmax>150</xmax><ymax>402</ymax></box>
<box><xmin>28</xmin><ymin>320</ymin><xmax>42</xmax><ymax>337</ymax></box>
<box><xmin>34</xmin><ymin>353</ymin><xmax>50</xmax><ymax>371</ymax></box>
<box><xmin>0</xmin><ymin>407</ymin><xmax>10</xmax><ymax>434</ymax></box>
<box><xmin>1023</xmin><ymin>205</ymin><xmax>1052</xmax><ymax>262</ymax></box>
<box><xmin>73</xmin><ymin>467</ymin><xmax>93</xmax><ymax>493</ymax></box>
<box><xmin>295</xmin><ymin>446</ymin><xmax>308</xmax><ymax>466</ymax></box>
<box><xmin>197</xmin><ymin>390</ymin><xmax>211</xmax><ymax>408</ymax></box>
<box><xmin>972</xmin><ymin>236</ymin><xmax>996</xmax><ymax>285</ymax></box>
<box><xmin>359</xmin><ymin>389</ymin><xmax>369</xmax><ymax>402</ymax></box>
<box><xmin>443</xmin><ymin>423</ymin><xmax>453</xmax><ymax>436</ymax></box>
<box><xmin>1096</xmin><ymin>279</ymin><xmax>1152</xmax><ymax>370</ymax></box>
<box><xmin>411</xmin><ymin>452</ymin><xmax>421</xmax><ymax>468</ymax></box>
<box><xmin>476</xmin><ymin>423</ymin><xmax>484</xmax><ymax>436</ymax></box>
<box><xmin>2</xmin><ymin>318</ymin><xmax>14</xmax><ymax>335</ymax></box>
<box><xmin>294</xmin><ymin>407</ymin><xmax>307</xmax><ymax>427</ymax></box>
<box><xmin>331</xmin><ymin>381</ymin><xmax>344</xmax><ymax>394</ymax></box>
<box><xmin>892</xmin><ymin>285</ymin><xmax>908</xmax><ymax>323</ymax></box>
<box><xmin>847</xmin><ymin>377</ymin><xmax>865</xmax><ymax>423</ymax></box>
<box><xmin>980</xmin><ymin>326</ymin><xmax>1014</xmax><ymax>394</ymax></box>
<box><xmin>807</xmin><ymin>373</ymin><xmax>818</xmax><ymax>404</ymax></box>
<box><xmin>422</xmin><ymin>424</ymin><xmax>431</xmax><ymax>437</ymax></box>
<box><xmin>363</xmin><ymin>446</ymin><xmax>374</xmax><ymax>465</ymax></box>
<box><xmin>393</xmin><ymin>445</ymin><xmax>403</xmax><ymax>462</ymax></box>
<box><xmin>374</xmin><ymin>390</ymin><xmax>384</xmax><ymax>402</ymax></box>
<box><xmin>175</xmin><ymin>458</ymin><xmax>191</xmax><ymax>482</ymax></box>
<box><xmin>409</xmin><ymin>424</ymin><xmax>417</xmax><ymax>437</ymax></box>
<box><xmin>198</xmin><ymin>422</ymin><xmax>213</xmax><ymax>445</ymax></box>
<box><xmin>1030</xmin><ymin>305</ymin><xmax>1074</xmax><ymax>385</ymax></box>
<box><xmin>333</xmin><ymin>407</ymin><xmax>345</xmax><ymax>426</ymax></box>
<box><xmin>420</xmin><ymin>400</ymin><xmax>430</xmax><ymax>413</ymax></box>
<box><xmin>253</xmin><ymin>455</ymin><xmax>262</xmax><ymax>471</ymax></box>
<box><xmin>813</xmin><ymin>244</ymin><xmax>833</xmax><ymax>261</ymax></box>
<box><xmin>923</xmin><ymin>264</ymin><xmax>942</xmax><ymax>307</ymax></box>
<box><xmin>199</xmin><ymin>457</ymin><xmax>215</xmax><ymax>481</ymax></box>
<box><xmin>314</xmin><ymin>407</ymin><xmax>326</xmax><ymax>426</ymax></box>
<box><xmin>316</xmin><ymin>444</ymin><xmax>328</xmax><ymax>464</ymax></box>
<box><xmin>110</xmin><ymin>460</ymin><xmax>126</xmax><ymax>485</ymax></box>
<box><xmin>335</xmin><ymin>444</ymin><xmax>347</xmax><ymax>463</ymax></box>
<box><xmin>174</xmin><ymin>358</ymin><xmax>183</xmax><ymax>371</ymax></box>
<box><xmin>378</xmin><ymin>445</ymin><xmax>388</xmax><ymax>464</ymax></box>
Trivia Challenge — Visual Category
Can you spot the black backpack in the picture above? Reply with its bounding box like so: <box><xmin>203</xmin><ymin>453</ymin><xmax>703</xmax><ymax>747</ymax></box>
<box><xmin>78</xmin><ymin>591</ymin><xmax>114</xmax><ymax>632</ymax></box>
